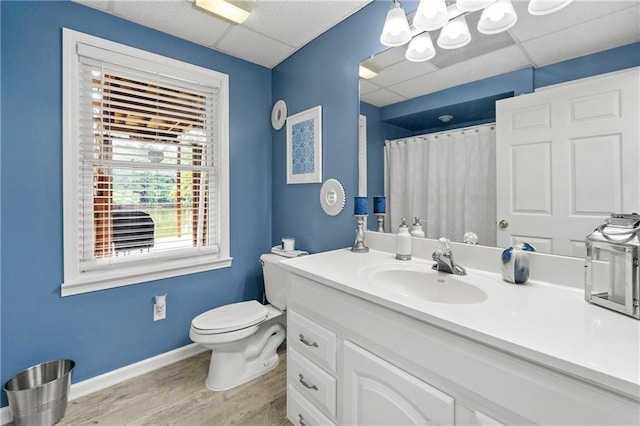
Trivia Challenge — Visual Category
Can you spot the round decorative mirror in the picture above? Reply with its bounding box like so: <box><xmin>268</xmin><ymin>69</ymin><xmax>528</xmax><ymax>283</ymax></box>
<box><xmin>320</xmin><ymin>179</ymin><xmax>345</xmax><ymax>216</ymax></box>
<box><xmin>271</xmin><ymin>99</ymin><xmax>287</xmax><ymax>130</ymax></box>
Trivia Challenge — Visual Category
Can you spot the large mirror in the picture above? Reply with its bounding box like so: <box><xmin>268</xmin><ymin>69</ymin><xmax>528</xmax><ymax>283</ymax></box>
<box><xmin>359</xmin><ymin>0</ymin><xmax>640</xmax><ymax>257</ymax></box>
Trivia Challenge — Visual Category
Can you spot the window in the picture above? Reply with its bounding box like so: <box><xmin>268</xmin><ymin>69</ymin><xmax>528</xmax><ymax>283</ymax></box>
<box><xmin>62</xmin><ymin>29</ymin><xmax>231</xmax><ymax>296</ymax></box>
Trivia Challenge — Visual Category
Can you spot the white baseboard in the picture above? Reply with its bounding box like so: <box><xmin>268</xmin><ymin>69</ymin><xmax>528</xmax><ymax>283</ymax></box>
<box><xmin>1</xmin><ymin>343</ymin><xmax>207</xmax><ymax>425</ymax></box>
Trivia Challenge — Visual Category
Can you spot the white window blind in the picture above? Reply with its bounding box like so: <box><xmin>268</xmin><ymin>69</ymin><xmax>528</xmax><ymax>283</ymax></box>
<box><xmin>63</xmin><ymin>29</ymin><xmax>231</xmax><ymax>296</ymax></box>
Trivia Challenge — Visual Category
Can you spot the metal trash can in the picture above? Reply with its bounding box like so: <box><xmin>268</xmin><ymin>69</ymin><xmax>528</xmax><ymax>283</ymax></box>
<box><xmin>3</xmin><ymin>359</ymin><xmax>75</xmax><ymax>426</ymax></box>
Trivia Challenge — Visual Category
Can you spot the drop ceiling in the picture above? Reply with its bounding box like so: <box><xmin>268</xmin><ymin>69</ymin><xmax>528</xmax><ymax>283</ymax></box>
<box><xmin>72</xmin><ymin>0</ymin><xmax>373</xmax><ymax>69</ymax></box>
<box><xmin>73</xmin><ymin>1</ymin><xmax>639</xmax><ymax>107</ymax></box>
<box><xmin>361</xmin><ymin>0</ymin><xmax>640</xmax><ymax>107</ymax></box>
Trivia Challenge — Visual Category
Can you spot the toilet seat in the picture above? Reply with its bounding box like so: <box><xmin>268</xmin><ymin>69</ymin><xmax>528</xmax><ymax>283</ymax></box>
<box><xmin>191</xmin><ymin>300</ymin><xmax>268</xmax><ymax>335</ymax></box>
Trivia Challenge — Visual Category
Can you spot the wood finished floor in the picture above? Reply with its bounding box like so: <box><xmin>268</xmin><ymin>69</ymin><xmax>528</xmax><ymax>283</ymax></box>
<box><xmin>55</xmin><ymin>350</ymin><xmax>289</xmax><ymax>426</ymax></box>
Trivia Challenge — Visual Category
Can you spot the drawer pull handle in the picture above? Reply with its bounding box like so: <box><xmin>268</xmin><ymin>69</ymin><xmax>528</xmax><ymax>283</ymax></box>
<box><xmin>298</xmin><ymin>413</ymin><xmax>307</xmax><ymax>426</ymax></box>
<box><xmin>299</xmin><ymin>333</ymin><xmax>319</xmax><ymax>348</ymax></box>
<box><xmin>298</xmin><ymin>373</ymin><xmax>319</xmax><ymax>391</ymax></box>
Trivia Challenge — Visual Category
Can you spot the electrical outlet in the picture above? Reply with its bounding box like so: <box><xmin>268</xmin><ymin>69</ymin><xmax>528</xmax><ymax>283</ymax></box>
<box><xmin>153</xmin><ymin>303</ymin><xmax>166</xmax><ymax>321</ymax></box>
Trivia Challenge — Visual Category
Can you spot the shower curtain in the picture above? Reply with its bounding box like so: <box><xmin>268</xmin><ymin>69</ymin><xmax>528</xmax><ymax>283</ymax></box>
<box><xmin>384</xmin><ymin>124</ymin><xmax>496</xmax><ymax>246</ymax></box>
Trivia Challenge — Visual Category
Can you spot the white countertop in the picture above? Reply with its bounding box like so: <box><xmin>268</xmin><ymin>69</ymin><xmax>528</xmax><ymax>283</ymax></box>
<box><xmin>281</xmin><ymin>248</ymin><xmax>640</xmax><ymax>400</ymax></box>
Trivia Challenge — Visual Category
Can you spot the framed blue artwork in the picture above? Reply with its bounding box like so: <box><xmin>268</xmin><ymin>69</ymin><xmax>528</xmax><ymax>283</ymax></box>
<box><xmin>286</xmin><ymin>105</ymin><xmax>322</xmax><ymax>184</ymax></box>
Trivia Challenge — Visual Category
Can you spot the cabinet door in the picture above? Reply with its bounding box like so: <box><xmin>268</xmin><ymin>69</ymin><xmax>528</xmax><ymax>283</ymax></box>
<box><xmin>342</xmin><ymin>341</ymin><xmax>454</xmax><ymax>426</ymax></box>
<box><xmin>496</xmin><ymin>67</ymin><xmax>640</xmax><ymax>257</ymax></box>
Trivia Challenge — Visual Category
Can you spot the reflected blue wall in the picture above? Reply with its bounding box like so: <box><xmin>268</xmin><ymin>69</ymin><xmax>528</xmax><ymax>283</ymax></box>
<box><xmin>357</xmin><ymin>43</ymin><xmax>640</xmax><ymax>213</ymax></box>
<box><xmin>0</xmin><ymin>0</ymin><xmax>271</xmax><ymax>407</ymax></box>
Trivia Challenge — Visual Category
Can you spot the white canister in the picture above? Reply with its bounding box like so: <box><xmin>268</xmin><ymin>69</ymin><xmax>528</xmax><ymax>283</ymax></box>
<box><xmin>395</xmin><ymin>219</ymin><xmax>412</xmax><ymax>261</ymax></box>
<box><xmin>282</xmin><ymin>237</ymin><xmax>295</xmax><ymax>252</ymax></box>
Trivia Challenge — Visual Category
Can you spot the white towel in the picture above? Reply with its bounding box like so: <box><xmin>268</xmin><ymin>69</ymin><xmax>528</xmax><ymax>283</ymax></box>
<box><xmin>271</xmin><ymin>245</ymin><xmax>309</xmax><ymax>258</ymax></box>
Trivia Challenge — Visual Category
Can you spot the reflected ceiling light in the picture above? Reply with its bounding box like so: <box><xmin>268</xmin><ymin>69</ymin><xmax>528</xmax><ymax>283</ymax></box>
<box><xmin>405</xmin><ymin>32</ymin><xmax>436</xmax><ymax>62</ymax></box>
<box><xmin>359</xmin><ymin>63</ymin><xmax>381</xmax><ymax>79</ymax></box>
<box><xmin>438</xmin><ymin>115</ymin><xmax>453</xmax><ymax>123</ymax></box>
<box><xmin>478</xmin><ymin>0</ymin><xmax>517</xmax><ymax>34</ymax></box>
<box><xmin>528</xmin><ymin>0</ymin><xmax>574</xmax><ymax>15</ymax></box>
<box><xmin>413</xmin><ymin>0</ymin><xmax>449</xmax><ymax>32</ymax></box>
<box><xmin>456</xmin><ymin>0</ymin><xmax>496</xmax><ymax>12</ymax></box>
<box><xmin>194</xmin><ymin>0</ymin><xmax>255</xmax><ymax>24</ymax></box>
<box><xmin>380</xmin><ymin>0</ymin><xmax>412</xmax><ymax>47</ymax></box>
<box><xmin>438</xmin><ymin>15</ymin><xmax>471</xmax><ymax>49</ymax></box>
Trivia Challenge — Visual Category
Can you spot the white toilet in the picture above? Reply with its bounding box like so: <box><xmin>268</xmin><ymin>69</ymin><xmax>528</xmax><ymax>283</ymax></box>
<box><xmin>189</xmin><ymin>253</ymin><xmax>289</xmax><ymax>391</ymax></box>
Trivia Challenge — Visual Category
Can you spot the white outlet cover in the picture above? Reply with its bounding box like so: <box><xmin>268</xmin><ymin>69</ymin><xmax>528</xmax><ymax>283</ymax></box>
<box><xmin>153</xmin><ymin>304</ymin><xmax>166</xmax><ymax>321</ymax></box>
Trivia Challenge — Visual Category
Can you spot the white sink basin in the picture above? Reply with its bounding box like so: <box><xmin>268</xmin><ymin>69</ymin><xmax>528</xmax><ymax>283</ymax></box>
<box><xmin>363</xmin><ymin>263</ymin><xmax>488</xmax><ymax>304</ymax></box>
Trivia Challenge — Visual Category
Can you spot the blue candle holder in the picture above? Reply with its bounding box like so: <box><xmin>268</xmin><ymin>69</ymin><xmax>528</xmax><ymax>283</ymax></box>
<box><xmin>373</xmin><ymin>196</ymin><xmax>386</xmax><ymax>214</ymax></box>
<box><xmin>354</xmin><ymin>196</ymin><xmax>368</xmax><ymax>215</ymax></box>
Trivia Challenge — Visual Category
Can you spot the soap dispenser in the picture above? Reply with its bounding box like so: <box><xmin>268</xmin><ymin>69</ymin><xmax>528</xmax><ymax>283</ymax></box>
<box><xmin>410</xmin><ymin>217</ymin><xmax>425</xmax><ymax>238</ymax></box>
<box><xmin>396</xmin><ymin>218</ymin><xmax>412</xmax><ymax>261</ymax></box>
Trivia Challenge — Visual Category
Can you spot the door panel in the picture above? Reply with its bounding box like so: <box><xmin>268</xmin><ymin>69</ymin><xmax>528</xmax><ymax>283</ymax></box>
<box><xmin>496</xmin><ymin>67</ymin><xmax>640</xmax><ymax>256</ymax></box>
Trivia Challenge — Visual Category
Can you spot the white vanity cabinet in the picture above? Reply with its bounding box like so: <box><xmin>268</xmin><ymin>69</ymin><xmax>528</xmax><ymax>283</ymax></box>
<box><xmin>286</xmin><ymin>271</ymin><xmax>640</xmax><ymax>426</ymax></box>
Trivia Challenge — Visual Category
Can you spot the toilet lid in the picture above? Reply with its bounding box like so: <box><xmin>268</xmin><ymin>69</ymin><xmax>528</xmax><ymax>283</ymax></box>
<box><xmin>191</xmin><ymin>300</ymin><xmax>268</xmax><ymax>334</ymax></box>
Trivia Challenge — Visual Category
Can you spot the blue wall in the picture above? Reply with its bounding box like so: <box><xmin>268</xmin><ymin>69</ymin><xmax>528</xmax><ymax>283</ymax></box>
<box><xmin>0</xmin><ymin>1</ymin><xmax>272</xmax><ymax>407</ymax></box>
<box><xmin>271</xmin><ymin>1</ymin><xmax>392</xmax><ymax>253</ymax></box>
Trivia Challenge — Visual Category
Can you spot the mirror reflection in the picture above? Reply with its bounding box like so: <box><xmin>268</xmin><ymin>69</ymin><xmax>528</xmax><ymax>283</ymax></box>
<box><xmin>359</xmin><ymin>0</ymin><xmax>640</xmax><ymax>257</ymax></box>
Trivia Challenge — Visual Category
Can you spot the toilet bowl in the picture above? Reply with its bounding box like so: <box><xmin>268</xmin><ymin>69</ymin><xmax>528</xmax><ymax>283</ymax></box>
<box><xmin>189</xmin><ymin>253</ymin><xmax>290</xmax><ymax>391</ymax></box>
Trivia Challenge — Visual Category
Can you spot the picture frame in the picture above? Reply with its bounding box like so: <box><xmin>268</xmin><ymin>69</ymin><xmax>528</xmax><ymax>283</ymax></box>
<box><xmin>286</xmin><ymin>105</ymin><xmax>322</xmax><ymax>184</ymax></box>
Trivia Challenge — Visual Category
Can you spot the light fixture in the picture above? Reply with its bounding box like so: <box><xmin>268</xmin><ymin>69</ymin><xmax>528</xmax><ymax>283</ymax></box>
<box><xmin>438</xmin><ymin>114</ymin><xmax>453</xmax><ymax>123</ymax></box>
<box><xmin>456</xmin><ymin>0</ymin><xmax>496</xmax><ymax>12</ymax></box>
<box><xmin>438</xmin><ymin>15</ymin><xmax>471</xmax><ymax>50</ymax></box>
<box><xmin>528</xmin><ymin>0</ymin><xmax>574</xmax><ymax>15</ymax></box>
<box><xmin>478</xmin><ymin>0</ymin><xmax>517</xmax><ymax>34</ymax></box>
<box><xmin>405</xmin><ymin>32</ymin><xmax>436</xmax><ymax>62</ymax></box>
<box><xmin>413</xmin><ymin>0</ymin><xmax>449</xmax><ymax>32</ymax></box>
<box><xmin>380</xmin><ymin>0</ymin><xmax>573</xmax><ymax>65</ymax></box>
<box><xmin>380</xmin><ymin>0</ymin><xmax>412</xmax><ymax>47</ymax></box>
<box><xmin>194</xmin><ymin>0</ymin><xmax>255</xmax><ymax>25</ymax></box>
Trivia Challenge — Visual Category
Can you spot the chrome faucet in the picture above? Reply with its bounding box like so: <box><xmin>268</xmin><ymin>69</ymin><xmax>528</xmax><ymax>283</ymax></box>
<box><xmin>432</xmin><ymin>238</ymin><xmax>467</xmax><ymax>275</ymax></box>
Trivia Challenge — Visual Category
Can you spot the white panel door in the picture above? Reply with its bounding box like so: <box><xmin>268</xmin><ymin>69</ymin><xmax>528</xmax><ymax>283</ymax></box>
<box><xmin>342</xmin><ymin>341</ymin><xmax>454</xmax><ymax>426</ymax></box>
<box><xmin>496</xmin><ymin>67</ymin><xmax>640</xmax><ymax>256</ymax></box>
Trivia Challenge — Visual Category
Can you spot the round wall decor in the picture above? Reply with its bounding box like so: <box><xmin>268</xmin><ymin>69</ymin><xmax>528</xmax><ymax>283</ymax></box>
<box><xmin>320</xmin><ymin>178</ymin><xmax>346</xmax><ymax>216</ymax></box>
<box><xmin>271</xmin><ymin>100</ymin><xmax>287</xmax><ymax>130</ymax></box>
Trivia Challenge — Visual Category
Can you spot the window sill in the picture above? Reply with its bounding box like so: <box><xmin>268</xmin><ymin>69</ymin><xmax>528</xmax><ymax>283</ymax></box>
<box><xmin>61</xmin><ymin>256</ymin><xmax>233</xmax><ymax>297</ymax></box>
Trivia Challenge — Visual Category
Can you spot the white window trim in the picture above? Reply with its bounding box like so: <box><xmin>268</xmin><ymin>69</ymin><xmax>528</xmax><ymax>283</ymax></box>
<box><xmin>61</xmin><ymin>28</ymin><xmax>231</xmax><ymax>297</ymax></box>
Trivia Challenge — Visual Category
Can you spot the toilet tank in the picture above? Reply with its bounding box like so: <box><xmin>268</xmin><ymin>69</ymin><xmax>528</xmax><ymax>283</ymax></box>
<box><xmin>260</xmin><ymin>253</ymin><xmax>290</xmax><ymax>310</ymax></box>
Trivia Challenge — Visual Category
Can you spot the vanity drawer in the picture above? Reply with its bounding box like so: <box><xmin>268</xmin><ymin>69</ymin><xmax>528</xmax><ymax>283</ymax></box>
<box><xmin>288</xmin><ymin>309</ymin><xmax>336</xmax><ymax>373</ymax></box>
<box><xmin>287</xmin><ymin>385</ymin><xmax>336</xmax><ymax>426</ymax></box>
<box><xmin>288</xmin><ymin>348</ymin><xmax>337</xmax><ymax>419</ymax></box>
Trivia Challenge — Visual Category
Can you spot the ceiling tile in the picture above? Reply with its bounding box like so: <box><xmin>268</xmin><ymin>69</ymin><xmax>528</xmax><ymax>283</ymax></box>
<box><xmin>111</xmin><ymin>0</ymin><xmax>231</xmax><ymax>47</ymax></box>
<box><xmin>372</xmin><ymin>60</ymin><xmax>439</xmax><ymax>87</ymax></box>
<box><xmin>360</xmin><ymin>88</ymin><xmax>407</xmax><ymax>108</ymax></box>
<box><xmin>73</xmin><ymin>0</ymin><xmax>111</xmax><ymax>12</ymax></box>
<box><xmin>359</xmin><ymin>78</ymin><xmax>381</xmax><ymax>96</ymax></box>
<box><xmin>387</xmin><ymin>45</ymin><xmax>530</xmax><ymax>103</ymax></box>
<box><xmin>215</xmin><ymin>25</ymin><xmax>296</xmax><ymax>68</ymax></box>
<box><xmin>366</xmin><ymin>46</ymin><xmax>407</xmax><ymax>70</ymax></box>
<box><xmin>521</xmin><ymin>5</ymin><xmax>640</xmax><ymax>67</ymax></box>
<box><xmin>243</xmin><ymin>1</ymin><xmax>371</xmax><ymax>48</ymax></box>
<box><xmin>509</xmin><ymin>0</ymin><xmax>637</xmax><ymax>43</ymax></box>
